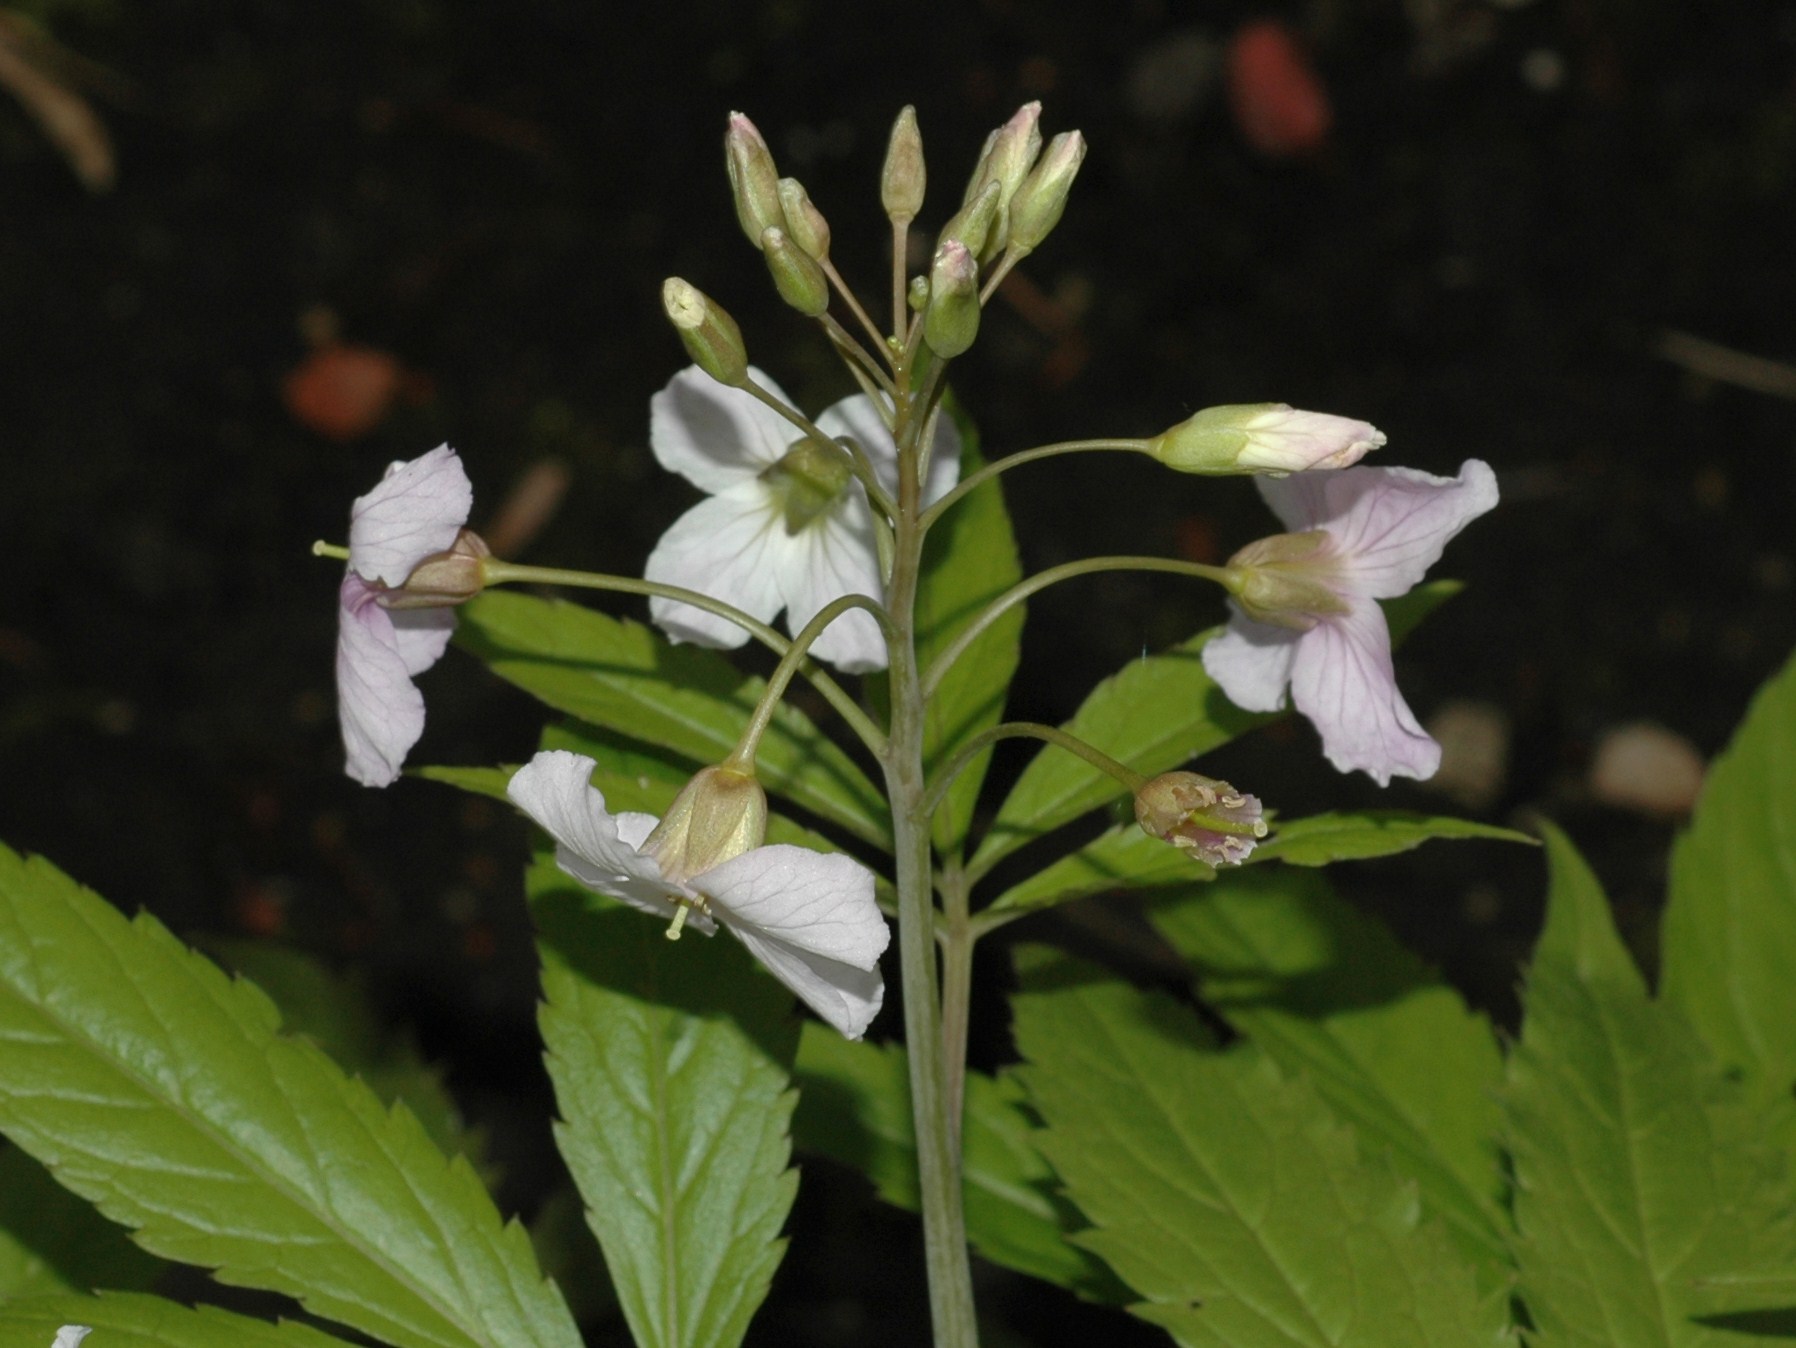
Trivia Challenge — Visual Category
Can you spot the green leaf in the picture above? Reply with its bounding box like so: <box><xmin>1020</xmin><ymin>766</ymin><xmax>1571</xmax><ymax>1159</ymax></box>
<box><xmin>1504</xmin><ymin>824</ymin><xmax>1796</xmax><ymax>1345</ymax></box>
<box><xmin>1661</xmin><ymin>647</ymin><xmax>1796</xmax><ymax>1102</ymax></box>
<box><xmin>1249</xmin><ymin>811</ymin><xmax>1536</xmax><ymax>867</ymax></box>
<box><xmin>204</xmin><ymin>939</ymin><xmax>481</xmax><ymax>1170</ymax></box>
<box><xmin>1011</xmin><ymin>947</ymin><xmax>1509</xmax><ymax>1347</ymax></box>
<box><xmin>790</xmin><ymin>1023</ymin><xmax>1124</xmax><ymax>1300</ymax></box>
<box><xmin>533</xmin><ymin>850</ymin><xmax>799</xmax><ymax>1348</ymax></box>
<box><xmin>457</xmin><ymin>590</ymin><xmax>890</xmax><ymax>847</ymax></box>
<box><xmin>1148</xmin><ymin>868</ymin><xmax>1509</xmax><ymax>1273</ymax></box>
<box><xmin>985</xmin><ymin>823</ymin><xmax>1212</xmax><ymax>917</ymax></box>
<box><xmin>0</xmin><ymin>845</ymin><xmax>579</xmax><ymax>1348</ymax></box>
<box><xmin>0</xmin><ymin>1145</ymin><xmax>163</xmax><ymax>1297</ymax></box>
<box><xmin>916</xmin><ymin>432</ymin><xmax>1025</xmax><ymax>855</ymax></box>
<box><xmin>971</xmin><ymin>580</ymin><xmax>1463</xmax><ymax>876</ymax></box>
<box><xmin>0</xmin><ymin>1293</ymin><xmax>355</xmax><ymax>1348</ymax></box>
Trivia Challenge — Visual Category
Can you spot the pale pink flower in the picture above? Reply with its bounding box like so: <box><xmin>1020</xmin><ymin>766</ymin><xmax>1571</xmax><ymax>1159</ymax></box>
<box><xmin>335</xmin><ymin>445</ymin><xmax>471</xmax><ymax>786</ymax></box>
<box><xmin>1202</xmin><ymin>460</ymin><xmax>1498</xmax><ymax>784</ymax></box>
<box><xmin>644</xmin><ymin>365</ymin><xmax>959</xmax><ymax>673</ymax></box>
<box><xmin>509</xmin><ymin>751</ymin><xmax>889</xmax><ymax>1038</ymax></box>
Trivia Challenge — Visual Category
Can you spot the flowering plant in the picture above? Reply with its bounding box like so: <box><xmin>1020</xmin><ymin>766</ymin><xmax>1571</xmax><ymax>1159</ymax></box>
<box><xmin>2</xmin><ymin>102</ymin><xmax>1794</xmax><ymax>1348</ymax></box>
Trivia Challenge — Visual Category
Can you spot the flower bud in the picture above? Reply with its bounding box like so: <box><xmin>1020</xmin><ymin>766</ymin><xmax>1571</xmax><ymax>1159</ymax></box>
<box><xmin>777</xmin><ymin>177</ymin><xmax>831</xmax><ymax>261</ymax></box>
<box><xmin>642</xmin><ymin>765</ymin><xmax>769</xmax><ymax>886</ymax></box>
<box><xmin>923</xmin><ymin>240</ymin><xmax>980</xmax><ymax>358</ymax></box>
<box><xmin>1224</xmin><ymin>530</ymin><xmax>1352</xmax><ymax>628</ymax></box>
<box><xmin>662</xmin><ymin>277</ymin><xmax>749</xmax><ymax>386</ymax></box>
<box><xmin>1135</xmin><ymin>770</ymin><xmax>1266</xmax><ymax>866</ymax></box>
<box><xmin>938</xmin><ymin>177</ymin><xmax>1002</xmax><ymax>262</ymax></box>
<box><xmin>906</xmin><ymin>274</ymin><xmax>930</xmax><ymax>312</ymax></box>
<box><xmin>725</xmin><ymin>111</ymin><xmax>784</xmax><ymax>249</ymax></box>
<box><xmin>382</xmin><ymin>528</ymin><xmax>490</xmax><ymax>609</ymax></box>
<box><xmin>1149</xmin><ymin>403</ymin><xmax>1386</xmax><ymax>476</ymax></box>
<box><xmin>880</xmin><ymin>105</ymin><xmax>926</xmax><ymax>225</ymax></box>
<box><xmin>761</xmin><ymin>225</ymin><xmax>831</xmax><ymax>316</ymax></box>
<box><xmin>963</xmin><ymin>102</ymin><xmax>1042</xmax><ymax>259</ymax></box>
<box><xmin>1007</xmin><ymin>130</ymin><xmax>1086</xmax><ymax>255</ymax></box>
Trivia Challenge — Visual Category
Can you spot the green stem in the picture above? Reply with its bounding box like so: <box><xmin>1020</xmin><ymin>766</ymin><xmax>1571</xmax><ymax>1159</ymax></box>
<box><xmin>919</xmin><ymin>440</ymin><xmax>1149</xmax><ymax>534</ymax></box>
<box><xmin>921</xmin><ymin>555</ymin><xmax>1232</xmax><ymax>701</ymax></box>
<box><xmin>884</xmin><ymin>369</ymin><xmax>979</xmax><ymax>1348</ymax></box>
<box><xmin>478</xmin><ymin>559</ymin><xmax>888</xmax><ymax>761</ymax></box>
<box><xmin>820</xmin><ymin>308</ymin><xmax>897</xmax><ymax>398</ymax></box>
<box><xmin>821</xmin><ymin>259</ymin><xmax>891</xmax><ymax>371</ymax></box>
<box><xmin>921</xmin><ymin>720</ymin><xmax>1147</xmax><ymax>823</ymax></box>
<box><xmin>937</xmin><ymin>859</ymin><xmax>973</xmax><ymax>1153</ymax></box>
<box><xmin>728</xmin><ymin>592</ymin><xmax>893</xmax><ymax>769</ymax></box>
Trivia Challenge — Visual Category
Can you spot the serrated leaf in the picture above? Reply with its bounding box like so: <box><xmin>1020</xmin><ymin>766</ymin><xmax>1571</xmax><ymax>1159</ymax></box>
<box><xmin>533</xmin><ymin>851</ymin><xmax>798</xmax><ymax>1348</ymax></box>
<box><xmin>1661</xmin><ymin>647</ymin><xmax>1796</xmax><ymax>1105</ymax></box>
<box><xmin>972</xmin><ymin>583</ymin><xmax>1463</xmax><ymax>876</ymax></box>
<box><xmin>1011</xmin><ymin>947</ymin><xmax>1509</xmax><ymax>1347</ymax></box>
<box><xmin>0</xmin><ymin>1145</ymin><xmax>163</xmax><ymax>1297</ymax></box>
<box><xmin>0</xmin><ymin>1293</ymin><xmax>354</xmax><ymax>1348</ymax></box>
<box><xmin>457</xmin><ymin>590</ymin><xmax>890</xmax><ymax>847</ymax></box>
<box><xmin>205</xmin><ymin>940</ymin><xmax>481</xmax><ymax>1170</ymax></box>
<box><xmin>1148</xmin><ymin>868</ymin><xmax>1510</xmax><ymax>1272</ymax></box>
<box><xmin>985</xmin><ymin>823</ymin><xmax>1212</xmax><ymax>917</ymax></box>
<box><xmin>0</xmin><ymin>845</ymin><xmax>579</xmax><ymax>1348</ymax></box>
<box><xmin>1504</xmin><ymin>825</ymin><xmax>1796</xmax><ymax>1346</ymax></box>
<box><xmin>1250</xmin><ymin>810</ymin><xmax>1536</xmax><ymax>867</ymax></box>
<box><xmin>790</xmin><ymin>1023</ymin><xmax>1124</xmax><ymax>1300</ymax></box>
<box><xmin>916</xmin><ymin>433</ymin><xmax>1025</xmax><ymax>855</ymax></box>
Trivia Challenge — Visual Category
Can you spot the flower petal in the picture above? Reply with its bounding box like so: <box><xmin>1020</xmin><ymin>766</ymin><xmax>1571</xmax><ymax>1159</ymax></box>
<box><xmin>650</xmin><ymin>364</ymin><xmax>803</xmax><ymax>493</ymax></box>
<box><xmin>1288</xmin><ymin>598</ymin><xmax>1440</xmax><ymax>784</ymax></box>
<box><xmin>781</xmin><ymin>491</ymin><xmax>889</xmax><ymax>672</ymax></box>
<box><xmin>645</xmin><ymin>486</ymin><xmax>796</xmax><ymax>648</ymax></box>
<box><xmin>337</xmin><ymin>575</ymin><xmax>428</xmax><ymax>787</ymax></box>
<box><xmin>1201</xmin><ymin>609</ymin><xmax>1300</xmax><ymax>714</ymax></box>
<box><xmin>506</xmin><ymin>751</ymin><xmax>706</xmax><ymax>923</ymax></box>
<box><xmin>1258</xmin><ymin>460</ymin><xmax>1498</xmax><ymax>599</ymax></box>
<box><xmin>348</xmin><ymin>444</ymin><xmax>473</xmax><ymax>586</ymax></box>
<box><xmin>700</xmin><ymin>844</ymin><xmax>888</xmax><ymax>1039</ymax></box>
<box><xmin>52</xmin><ymin>1329</ymin><xmax>92</xmax><ymax>1348</ymax></box>
<box><xmin>815</xmin><ymin>393</ymin><xmax>962</xmax><ymax>504</ymax></box>
<box><xmin>389</xmin><ymin>606</ymin><xmax>457</xmax><ymax>677</ymax></box>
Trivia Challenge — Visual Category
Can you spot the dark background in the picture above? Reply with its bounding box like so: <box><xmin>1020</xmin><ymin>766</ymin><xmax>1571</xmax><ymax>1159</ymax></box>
<box><xmin>2</xmin><ymin>1</ymin><xmax>1793</xmax><ymax>1342</ymax></box>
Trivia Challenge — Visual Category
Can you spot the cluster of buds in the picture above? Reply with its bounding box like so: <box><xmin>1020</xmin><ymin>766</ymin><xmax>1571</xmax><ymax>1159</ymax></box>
<box><xmin>724</xmin><ymin>112</ymin><xmax>834</xmax><ymax>317</ymax></box>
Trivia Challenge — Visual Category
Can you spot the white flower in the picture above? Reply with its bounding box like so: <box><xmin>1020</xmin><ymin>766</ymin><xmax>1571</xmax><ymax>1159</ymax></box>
<box><xmin>644</xmin><ymin>365</ymin><xmax>960</xmax><ymax>672</ymax></box>
<box><xmin>1202</xmin><ymin>460</ymin><xmax>1498</xmax><ymax>785</ymax></box>
<box><xmin>508</xmin><ymin>750</ymin><xmax>890</xmax><ymax>1038</ymax></box>
<box><xmin>335</xmin><ymin>445</ymin><xmax>472</xmax><ymax>786</ymax></box>
<box><xmin>52</xmin><ymin>1329</ymin><xmax>92</xmax><ymax>1348</ymax></box>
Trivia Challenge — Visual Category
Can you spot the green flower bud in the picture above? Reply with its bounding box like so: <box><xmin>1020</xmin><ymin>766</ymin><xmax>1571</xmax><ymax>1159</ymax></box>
<box><xmin>725</xmin><ymin>111</ymin><xmax>783</xmax><ymax>249</ymax></box>
<box><xmin>642</xmin><ymin>765</ymin><xmax>768</xmax><ymax>887</ymax></box>
<box><xmin>777</xmin><ymin>177</ymin><xmax>831</xmax><ymax>261</ymax></box>
<box><xmin>1134</xmin><ymin>770</ymin><xmax>1266</xmax><ymax>867</ymax></box>
<box><xmin>1148</xmin><ymin>403</ymin><xmax>1386</xmax><ymax>475</ymax></box>
<box><xmin>662</xmin><ymin>277</ymin><xmax>749</xmax><ymax>386</ymax></box>
<box><xmin>906</xmin><ymin>274</ymin><xmax>930</xmax><ymax>312</ymax></box>
<box><xmin>923</xmin><ymin>240</ymin><xmax>980</xmax><ymax>358</ymax></box>
<box><xmin>938</xmin><ymin>177</ymin><xmax>1001</xmax><ymax>261</ymax></box>
<box><xmin>1007</xmin><ymin>130</ymin><xmax>1086</xmax><ymax>255</ymax></box>
<box><xmin>880</xmin><ymin>105</ymin><xmax>926</xmax><ymax>225</ymax></box>
<box><xmin>961</xmin><ymin>102</ymin><xmax>1042</xmax><ymax>259</ymax></box>
<box><xmin>761</xmin><ymin>225</ymin><xmax>830</xmax><ymax>316</ymax></box>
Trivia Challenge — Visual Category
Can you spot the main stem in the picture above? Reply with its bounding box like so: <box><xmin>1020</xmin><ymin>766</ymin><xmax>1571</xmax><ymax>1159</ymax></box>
<box><xmin>884</xmin><ymin>378</ymin><xmax>979</xmax><ymax>1348</ymax></box>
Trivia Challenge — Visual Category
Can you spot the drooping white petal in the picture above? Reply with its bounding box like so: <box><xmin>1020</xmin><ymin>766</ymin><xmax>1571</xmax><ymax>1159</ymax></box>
<box><xmin>781</xmin><ymin>491</ymin><xmax>889</xmax><ymax>672</ymax></box>
<box><xmin>1288</xmin><ymin>599</ymin><xmax>1440</xmax><ymax>785</ymax></box>
<box><xmin>645</xmin><ymin>485</ymin><xmax>798</xmax><ymax>649</ymax></box>
<box><xmin>1201</xmin><ymin>610</ymin><xmax>1300</xmax><ymax>714</ymax></box>
<box><xmin>506</xmin><ymin>751</ymin><xmax>709</xmax><ymax>924</ymax></box>
<box><xmin>337</xmin><ymin>574</ymin><xmax>429</xmax><ymax>787</ymax></box>
<box><xmin>815</xmin><ymin>393</ymin><xmax>962</xmax><ymax>504</ymax></box>
<box><xmin>1258</xmin><ymin>460</ymin><xmax>1499</xmax><ymax>599</ymax></box>
<box><xmin>389</xmin><ymin>606</ymin><xmax>457</xmax><ymax>677</ymax></box>
<box><xmin>52</xmin><ymin>1329</ymin><xmax>92</xmax><ymax>1348</ymax></box>
<box><xmin>650</xmin><ymin>364</ymin><xmax>805</xmax><ymax>493</ymax></box>
<box><xmin>701</xmin><ymin>844</ymin><xmax>888</xmax><ymax>1038</ymax></box>
<box><xmin>348</xmin><ymin>444</ymin><xmax>473</xmax><ymax>586</ymax></box>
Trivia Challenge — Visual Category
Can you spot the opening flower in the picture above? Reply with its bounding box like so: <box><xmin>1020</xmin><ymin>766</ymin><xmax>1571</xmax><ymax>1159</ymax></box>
<box><xmin>336</xmin><ymin>444</ymin><xmax>473</xmax><ymax>787</ymax></box>
<box><xmin>508</xmin><ymin>750</ymin><xmax>890</xmax><ymax>1039</ymax></box>
<box><xmin>644</xmin><ymin>365</ymin><xmax>960</xmax><ymax>672</ymax></box>
<box><xmin>1202</xmin><ymin>460</ymin><xmax>1498</xmax><ymax>784</ymax></box>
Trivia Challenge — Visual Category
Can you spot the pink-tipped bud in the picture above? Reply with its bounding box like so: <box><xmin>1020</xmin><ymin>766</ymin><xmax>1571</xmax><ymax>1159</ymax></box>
<box><xmin>1134</xmin><ymin>770</ymin><xmax>1267</xmax><ymax>866</ymax></box>
<box><xmin>880</xmin><ymin>105</ymin><xmax>926</xmax><ymax>225</ymax></box>
<box><xmin>725</xmin><ymin>112</ymin><xmax>784</xmax><ymax>249</ymax></box>
<box><xmin>1007</xmin><ymin>130</ymin><xmax>1086</xmax><ymax>255</ymax></box>
<box><xmin>1149</xmin><ymin>403</ymin><xmax>1385</xmax><ymax>476</ymax></box>
<box><xmin>923</xmin><ymin>240</ymin><xmax>980</xmax><ymax>358</ymax></box>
